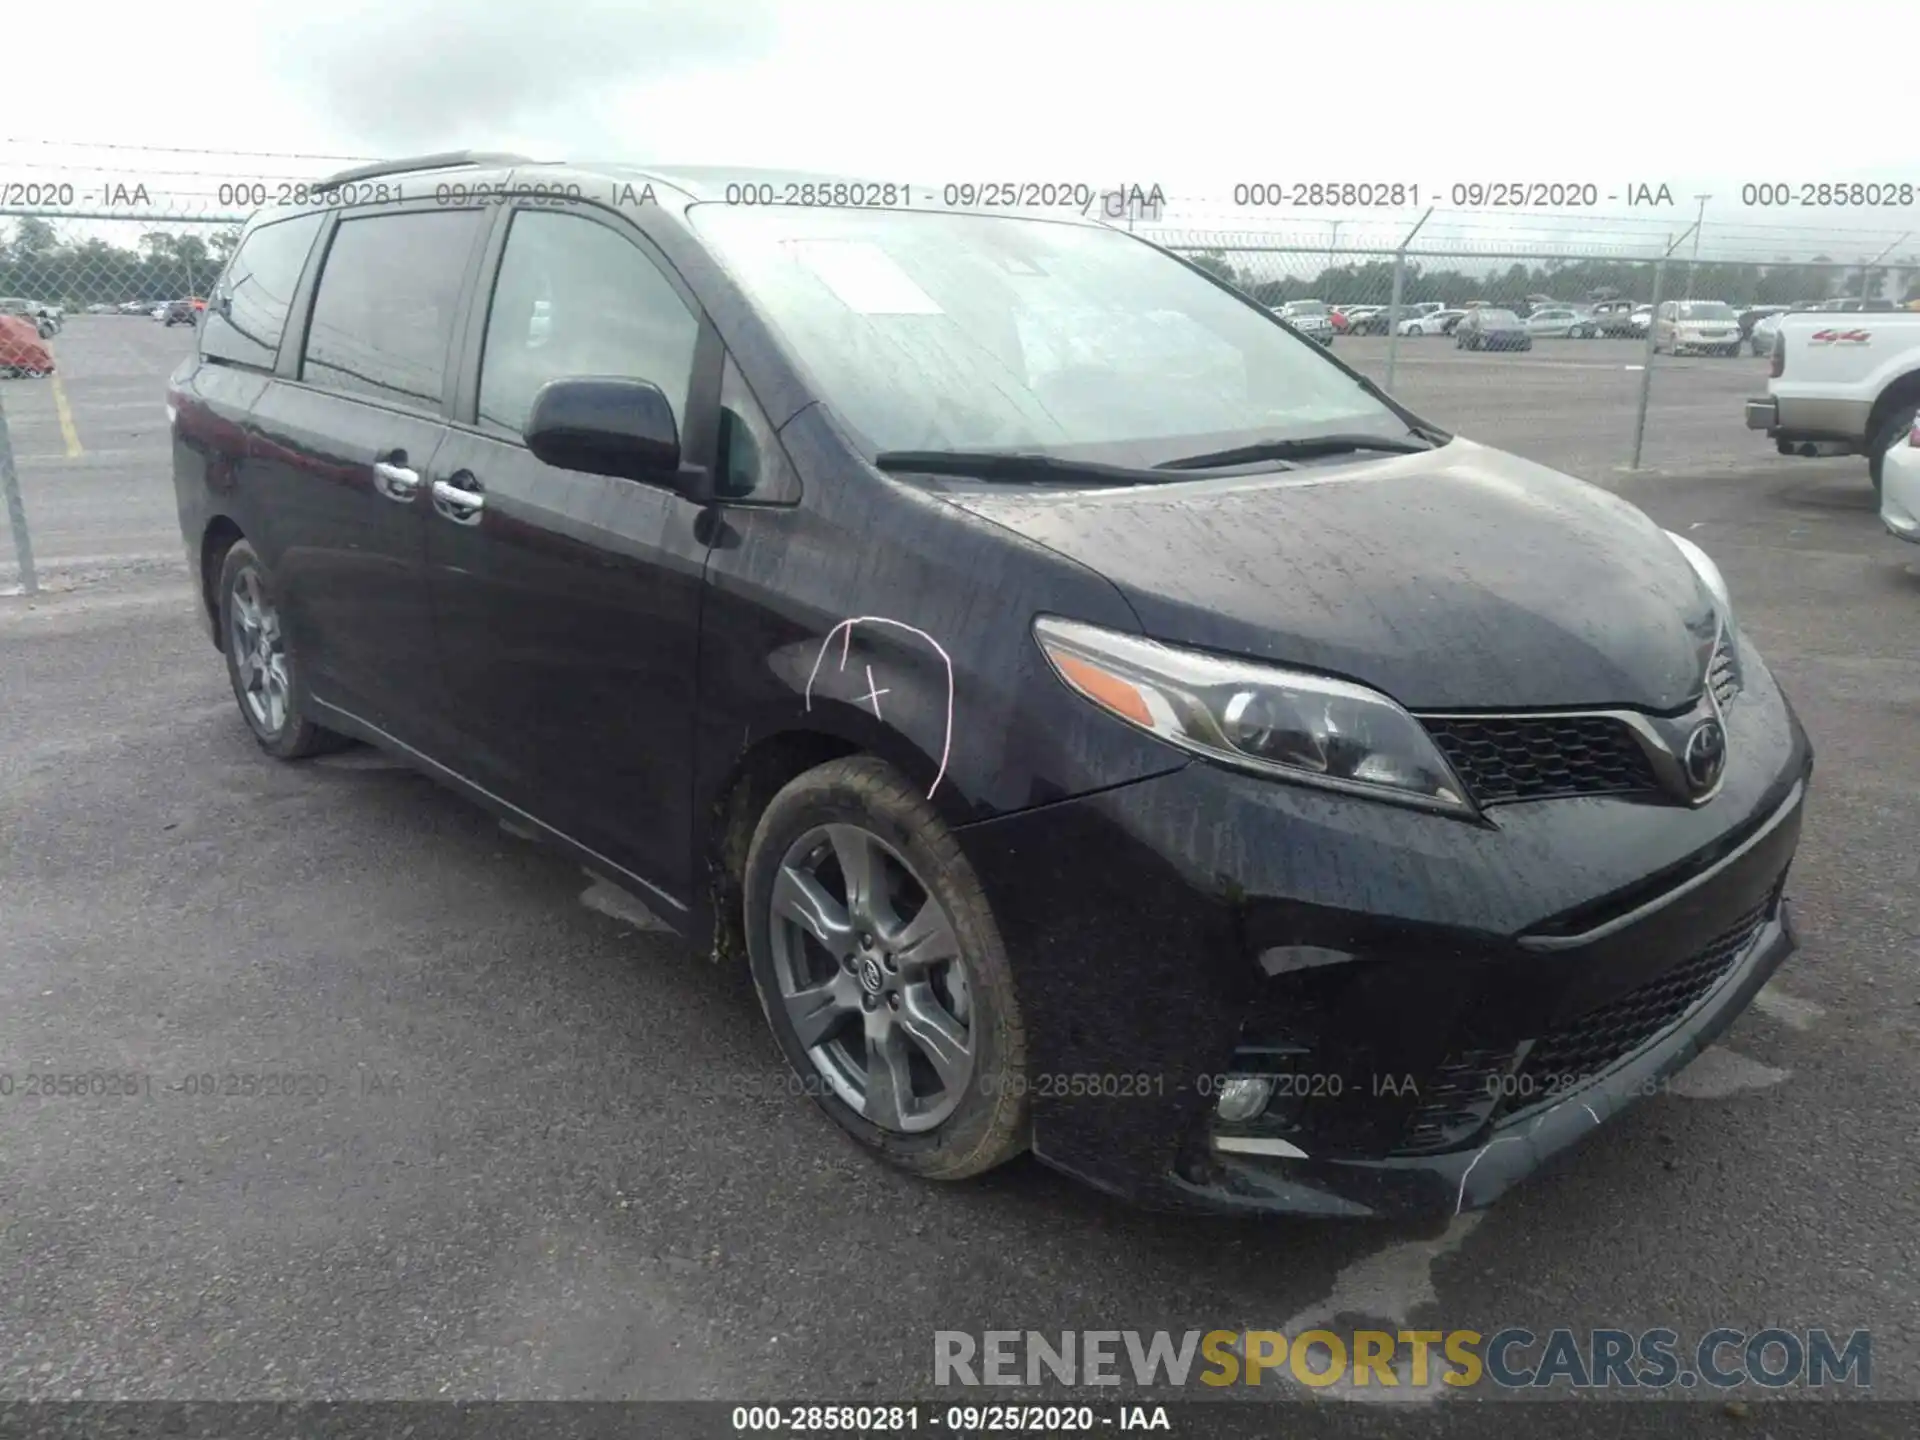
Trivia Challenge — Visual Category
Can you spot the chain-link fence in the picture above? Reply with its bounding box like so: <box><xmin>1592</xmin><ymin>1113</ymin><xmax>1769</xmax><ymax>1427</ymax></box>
<box><xmin>3</xmin><ymin>197</ymin><xmax>1914</xmax><ymax>594</ymax></box>
<box><xmin>0</xmin><ymin>208</ymin><xmax>244</xmax><ymax>593</ymax></box>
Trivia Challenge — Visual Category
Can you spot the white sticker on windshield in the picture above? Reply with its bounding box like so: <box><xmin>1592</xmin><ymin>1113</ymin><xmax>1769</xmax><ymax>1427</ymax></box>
<box><xmin>786</xmin><ymin>240</ymin><xmax>945</xmax><ymax>315</ymax></box>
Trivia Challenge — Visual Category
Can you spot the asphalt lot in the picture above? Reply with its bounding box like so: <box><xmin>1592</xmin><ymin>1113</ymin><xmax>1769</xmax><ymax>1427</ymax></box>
<box><xmin>3</xmin><ymin>317</ymin><xmax>1918</xmax><ymax>1411</ymax></box>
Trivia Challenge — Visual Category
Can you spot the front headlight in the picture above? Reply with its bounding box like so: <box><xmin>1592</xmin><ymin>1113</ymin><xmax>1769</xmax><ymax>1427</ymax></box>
<box><xmin>1033</xmin><ymin>617</ymin><xmax>1474</xmax><ymax>814</ymax></box>
<box><xmin>1664</xmin><ymin>530</ymin><xmax>1732</xmax><ymax>618</ymax></box>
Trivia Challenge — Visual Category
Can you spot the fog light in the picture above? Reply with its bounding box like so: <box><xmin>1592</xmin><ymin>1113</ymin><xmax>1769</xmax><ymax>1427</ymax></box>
<box><xmin>1214</xmin><ymin>1075</ymin><xmax>1274</xmax><ymax>1124</ymax></box>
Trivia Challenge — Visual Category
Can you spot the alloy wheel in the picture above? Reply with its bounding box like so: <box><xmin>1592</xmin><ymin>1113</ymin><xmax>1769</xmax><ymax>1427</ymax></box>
<box><xmin>228</xmin><ymin>568</ymin><xmax>291</xmax><ymax>734</ymax></box>
<box><xmin>767</xmin><ymin>823</ymin><xmax>976</xmax><ymax>1133</ymax></box>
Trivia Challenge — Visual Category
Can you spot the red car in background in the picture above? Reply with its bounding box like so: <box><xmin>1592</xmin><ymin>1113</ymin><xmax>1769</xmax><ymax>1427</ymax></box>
<box><xmin>0</xmin><ymin>313</ymin><xmax>55</xmax><ymax>377</ymax></box>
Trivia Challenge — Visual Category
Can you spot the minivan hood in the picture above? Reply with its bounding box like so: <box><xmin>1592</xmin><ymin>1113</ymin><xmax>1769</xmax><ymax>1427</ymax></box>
<box><xmin>939</xmin><ymin>438</ymin><xmax>1715</xmax><ymax>712</ymax></box>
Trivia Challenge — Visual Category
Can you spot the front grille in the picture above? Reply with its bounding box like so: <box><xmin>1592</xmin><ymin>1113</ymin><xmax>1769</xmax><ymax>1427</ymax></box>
<box><xmin>1420</xmin><ymin>714</ymin><xmax>1660</xmax><ymax>805</ymax></box>
<box><xmin>1504</xmin><ymin>897</ymin><xmax>1772</xmax><ymax>1108</ymax></box>
<box><xmin>1709</xmin><ymin>630</ymin><xmax>1741</xmax><ymax>709</ymax></box>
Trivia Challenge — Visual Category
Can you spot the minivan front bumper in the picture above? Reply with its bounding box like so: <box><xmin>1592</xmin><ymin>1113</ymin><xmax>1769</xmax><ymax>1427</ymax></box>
<box><xmin>956</xmin><ymin>644</ymin><xmax>1811</xmax><ymax>1218</ymax></box>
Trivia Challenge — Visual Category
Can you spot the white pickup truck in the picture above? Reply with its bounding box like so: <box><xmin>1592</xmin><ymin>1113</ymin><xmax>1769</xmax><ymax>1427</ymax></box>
<box><xmin>1745</xmin><ymin>311</ymin><xmax>1920</xmax><ymax>493</ymax></box>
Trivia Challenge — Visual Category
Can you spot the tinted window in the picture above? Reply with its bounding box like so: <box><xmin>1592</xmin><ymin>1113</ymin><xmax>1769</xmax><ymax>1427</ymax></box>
<box><xmin>477</xmin><ymin>211</ymin><xmax>700</xmax><ymax>439</ymax></box>
<box><xmin>715</xmin><ymin>353</ymin><xmax>798</xmax><ymax>503</ymax></box>
<box><xmin>1480</xmin><ymin>310</ymin><xmax>1520</xmax><ymax>324</ymax></box>
<box><xmin>302</xmin><ymin>210</ymin><xmax>483</xmax><ymax>410</ymax></box>
<box><xmin>198</xmin><ymin>213</ymin><xmax>324</xmax><ymax>370</ymax></box>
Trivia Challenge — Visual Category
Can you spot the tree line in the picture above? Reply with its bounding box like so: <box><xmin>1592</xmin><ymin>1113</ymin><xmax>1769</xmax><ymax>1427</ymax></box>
<box><xmin>0</xmin><ymin>218</ymin><xmax>241</xmax><ymax>304</ymax></box>
<box><xmin>7</xmin><ymin>213</ymin><xmax>1915</xmax><ymax>313</ymax></box>
<box><xmin>1179</xmin><ymin>250</ymin><xmax>1920</xmax><ymax>309</ymax></box>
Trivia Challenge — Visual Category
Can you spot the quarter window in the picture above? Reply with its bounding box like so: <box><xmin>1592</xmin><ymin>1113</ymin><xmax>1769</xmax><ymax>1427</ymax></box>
<box><xmin>477</xmin><ymin>211</ymin><xmax>700</xmax><ymax>440</ymax></box>
<box><xmin>201</xmin><ymin>213</ymin><xmax>324</xmax><ymax>370</ymax></box>
<box><xmin>301</xmin><ymin>209</ymin><xmax>484</xmax><ymax>410</ymax></box>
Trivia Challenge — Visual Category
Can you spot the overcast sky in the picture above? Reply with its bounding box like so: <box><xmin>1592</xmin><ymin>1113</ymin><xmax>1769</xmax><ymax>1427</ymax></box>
<box><xmin>6</xmin><ymin>0</ymin><xmax>1919</xmax><ymax>260</ymax></box>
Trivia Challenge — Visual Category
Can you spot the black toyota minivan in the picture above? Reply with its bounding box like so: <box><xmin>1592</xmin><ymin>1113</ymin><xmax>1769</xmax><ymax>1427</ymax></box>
<box><xmin>170</xmin><ymin>153</ymin><xmax>1811</xmax><ymax>1218</ymax></box>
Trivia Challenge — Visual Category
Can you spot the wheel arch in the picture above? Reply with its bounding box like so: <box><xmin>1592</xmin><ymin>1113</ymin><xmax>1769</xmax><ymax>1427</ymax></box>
<box><xmin>699</xmin><ymin>727</ymin><xmax>865</xmax><ymax>973</ymax></box>
<box><xmin>199</xmin><ymin>515</ymin><xmax>246</xmax><ymax>651</ymax></box>
<box><xmin>1866</xmin><ymin>368</ymin><xmax>1920</xmax><ymax>448</ymax></box>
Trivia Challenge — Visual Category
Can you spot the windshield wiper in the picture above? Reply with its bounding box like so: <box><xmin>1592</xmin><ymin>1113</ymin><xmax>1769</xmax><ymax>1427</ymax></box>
<box><xmin>1153</xmin><ymin>433</ymin><xmax>1437</xmax><ymax>471</ymax></box>
<box><xmin>874</xmin><ymin>449</ymin><xmax>1162</xmax><ymax>486</ymax></box>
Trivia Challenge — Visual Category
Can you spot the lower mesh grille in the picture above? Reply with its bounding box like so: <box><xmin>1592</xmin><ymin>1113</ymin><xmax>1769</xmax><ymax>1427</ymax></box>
<box><xmin>1506</xmin><ymin>899</ymin><xmax>1769</xmax><ymax>1104</ymax></box>
<box><xmin>1394</xmin><ymin>889</ymin><xmax>1778</xmax><ymax>1154</ymax></box>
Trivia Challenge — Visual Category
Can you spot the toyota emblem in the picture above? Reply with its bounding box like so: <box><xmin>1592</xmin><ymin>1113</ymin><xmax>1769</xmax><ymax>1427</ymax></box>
<box><xmin>1683</xmin><ymin>718</ymin><xmax>1727</xmax><ymax>794</ymax></box>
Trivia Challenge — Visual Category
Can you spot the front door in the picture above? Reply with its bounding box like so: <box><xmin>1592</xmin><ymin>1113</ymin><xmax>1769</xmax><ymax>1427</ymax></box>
<box><xmin>425</xmin><ymin>204</ymin><xmax>717</xmax><ymax>910</ymax></box>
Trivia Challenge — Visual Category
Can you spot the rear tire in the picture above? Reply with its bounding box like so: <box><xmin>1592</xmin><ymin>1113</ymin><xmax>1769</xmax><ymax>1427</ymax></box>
<box><xmin>743</xmin><ymin>755</ymin><xmax>1029</xmax><ymax>1181</ymax></box>
<box><xmin>216</xmin><ymin>540</ymin><xmax>350</xmax><ymax>760</ymax></box>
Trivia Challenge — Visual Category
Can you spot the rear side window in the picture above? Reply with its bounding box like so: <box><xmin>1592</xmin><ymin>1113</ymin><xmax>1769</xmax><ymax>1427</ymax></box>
<box><xmin>200</xmin><ymin>213</ymin><xmax>324</xmax><ymax>370</ymax></box>
<box><xmin>301</xmin><ymin>210</ymin><xmax>484</xmax><ymax>411</ymax></box>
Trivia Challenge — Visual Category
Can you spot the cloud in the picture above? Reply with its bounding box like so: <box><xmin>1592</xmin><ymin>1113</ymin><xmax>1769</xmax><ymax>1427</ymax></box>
<box><xmin>261</xmin><ymin>0</ymin><xmax>784</xmax><ymax>152</ymax></box>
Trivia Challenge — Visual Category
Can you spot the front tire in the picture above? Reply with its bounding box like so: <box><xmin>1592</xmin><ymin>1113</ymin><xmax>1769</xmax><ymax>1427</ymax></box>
<box><xmin>743</xmin><ymin>756</ymin><xmax>1029</xmax><ymax>1180</ymax></box>
<box><xmin>216</xmin><ymin>540</ymin><xmax>348</xmax><ymax>760</ymax></box>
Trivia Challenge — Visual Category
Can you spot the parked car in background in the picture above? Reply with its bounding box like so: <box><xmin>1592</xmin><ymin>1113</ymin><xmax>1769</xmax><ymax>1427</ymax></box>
<box><xmin>1880</xmin><ymin>416</ymin><xmax>1920</xmax><ymax>545</ymax></box>
<box><xmin>1747</xmin><ymin>311</ymin><xmax>1790</xmax><ymax>356</ymax></box>
<box><xmin>119</xmin><ymin>300</ymin><xmax>153</xmax><ymax>315</ymax></box>
<box><xmin>1456</xmin><ymin>307</ymin><xmax>1532</xmax><ymax>351</ymax></box>
<box><xmin>1525</xmin><ymin>307</ymin><xmax>1602</xmax><ymax>339</ymax></box>
<box><xmin>0</xmin><ymin>297</ymin><xmax>62</xmax><ymax>337</ymax></box>
<box><xmin>150</xmin><ymin>304</ymin><xmax>170</xmax><ymax>320</ymax></box>
<box><xmin>1585</xmin><ymin>300</ymin><xmax>1641</xmax><ymax>337</ymax></box>
<box><xmin>1276</xmin><ymin>300</ymin><xmax>1334</xmax><ymax>346</ymax></box>
<box><xmin>1736</xmin><ymin>305</ymin><xmax>1791</xmax><ymax>345</ymax></box>
<box><xmin>1653</xmin><ymin>301</ymin><xmax>1742</xmax><ymax>357</ymax></box>
<box><xmin>1747</xmin><ymin>309</ymin><xmax>1920</xmax><ymax>493</ymax></box>
<box><xmin>1351</xmin><ymin>302</ymin><xmax>1438</xmax><ymax>337</ymax></box>
<box><xmin>1399</xmin><ymin>308</ymin><xmax>1462</xmax><ymax>336</ymax></box>
<box><xmin>85</xmin><ymin>303</ymin><xmax>118</xmax><ymax>315</ymax></box>
<box><xmin>0</xmin><ymin>313</ymin><xmax>56</xmax><ymax>377</ymax></box>
<box><xmin>164</xmin><ymin>299</ymin><xmax>199</xmax><ymax>327</ymax></box>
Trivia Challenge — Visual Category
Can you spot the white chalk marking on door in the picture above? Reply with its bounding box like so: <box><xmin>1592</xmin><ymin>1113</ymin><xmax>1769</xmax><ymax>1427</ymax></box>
<box><xmin>805</xmin><ymin>617</ymin><xmax>955</xmax><ymax>800</ymax></box>
<box><xmin>856</xmin><ymin>664</ymin><xmax>890</xmax><ymax>719</ymax></box>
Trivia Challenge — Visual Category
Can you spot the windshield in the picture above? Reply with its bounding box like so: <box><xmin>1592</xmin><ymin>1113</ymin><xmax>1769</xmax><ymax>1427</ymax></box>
<box><xmin>1677</xmin><ymin>302</ymin><xmax>1735</xmax><ymax>320</ymax></box>
<box><xmin>689</xmin><ymin>206</ymin><xmax>1402</xmax><ymax>463</ymax></box>
<box><xmin>1479</xmin><ymin>309</ymin><xmax>1521</xmax><ymax>325</ymax></box>
<box><xmin>1284</xmin><ymin>302</ymin><xmax>1329</xmax><ymax>316</ymax></box>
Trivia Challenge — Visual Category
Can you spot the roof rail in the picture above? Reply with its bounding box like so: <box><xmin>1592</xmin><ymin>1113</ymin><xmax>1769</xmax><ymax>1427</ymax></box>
<box><xmin>313</xmin><ymin>151</ymin><xmax>539</xmax><ymax>193</ymax></box>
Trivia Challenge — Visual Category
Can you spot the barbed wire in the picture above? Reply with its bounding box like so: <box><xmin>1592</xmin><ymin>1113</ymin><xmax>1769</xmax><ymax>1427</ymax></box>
<box><xmin>1</xmin><ymin>139</ymin><xmax>382</xmax><ymax>162</ymax></box>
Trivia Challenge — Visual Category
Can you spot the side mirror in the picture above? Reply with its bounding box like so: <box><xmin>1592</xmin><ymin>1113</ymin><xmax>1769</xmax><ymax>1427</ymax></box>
<box><xmin>524</xmin><ymin>377</ymin><xmax>711</xmax><ymax>500</ymax></box>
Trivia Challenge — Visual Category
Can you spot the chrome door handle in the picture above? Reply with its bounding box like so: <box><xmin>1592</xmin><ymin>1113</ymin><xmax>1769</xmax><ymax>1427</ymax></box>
<box><xmin>432</xmin><ymin>478</ymin><xmax>486</xmax><ymax>524</ymax></box>
<box><xmin>373</xmin><ymin>460</ymin><xmax>421</xmax><ymax>502</ymax></box>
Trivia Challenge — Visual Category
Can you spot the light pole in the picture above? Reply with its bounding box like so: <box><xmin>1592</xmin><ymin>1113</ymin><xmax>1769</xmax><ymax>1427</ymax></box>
<box><xmin>1686</xmin><ymin>194</ymin><xmax>1710</xmax><ymax>299</ymax></box>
